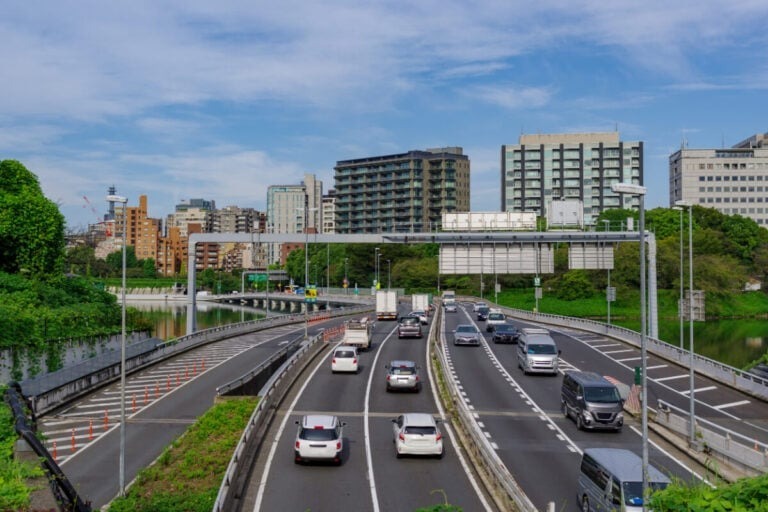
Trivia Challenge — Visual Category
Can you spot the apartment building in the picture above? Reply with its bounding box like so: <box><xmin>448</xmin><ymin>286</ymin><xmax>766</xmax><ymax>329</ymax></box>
<box><xmin>112</xmin><ymin>194</ymin><xmax>161</xmax><ymax>262</ymax></box>
<box><xmin>501</xmin><ymin>133</ymin><xmax>644</xmax><ymax>225</ymax></box>
<box><xmin>669</xmin><ymin>133</ymin><xmax>768</xmax><ymax>226</ymax></box>
<box><xmin>322</xmin><ymin>190</ymin><xmax>336</xmax><ymax>234</ymax></box>
<box><xmin>266</xmin><ymin>173</ymin><xmax>323</xmax><ymax>265</ymax></box>
<box><xmin>334</xmin><ymin>147</ymin><xmax>470</xmax><ymax>233</ymax></box>
<box><xmin>166</xmin><ymin>198</ymin><xmax>215</xmax><ymax>238</ymax></box>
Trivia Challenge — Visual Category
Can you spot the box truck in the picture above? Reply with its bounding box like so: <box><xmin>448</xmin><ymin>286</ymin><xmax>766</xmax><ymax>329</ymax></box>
<box><xmin>376</xmin><ymin>290</ymin><xmax>398</xmax><ymax>320</ymax></box>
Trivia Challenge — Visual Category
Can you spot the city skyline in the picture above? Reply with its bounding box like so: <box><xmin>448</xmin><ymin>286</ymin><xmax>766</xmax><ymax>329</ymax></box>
<box><xmin>1</xmin><ymin>1</ymin><xmax>767</xmax><ymax>229</ymax></box>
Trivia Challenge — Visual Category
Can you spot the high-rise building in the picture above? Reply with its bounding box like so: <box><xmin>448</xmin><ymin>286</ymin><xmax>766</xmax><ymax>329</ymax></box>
<box><xmin>166</xmin><ymin>198</ymin><xmax>215</xmax><ymax>238</ymax></box>
<box><xmin>669</xmin><ymin>133</ymin><xmax>768</xmax><ymax>226</ymax></box>
<box><xmin>112</xmin><ymin>195</ymin><xmax>161</xmax><ymax>262</ymax></box>
<box><xmin>501</xmin><ymin>133</ymin><xmax>644</xmax><ymax>224</ymax></box>
<box><xmin>266</xmin><ymin>173</ymin><xmax>323</xmax><ymax>265</ymax></box>
<box><xmin>334</xmin><ymin>147</ymin><xmax>470</xmax><ymax>233</ymax></box>
<box><xmin>322</xmin><ymin>190</ymin><xmax>336</xmax><ymax>234</ymax></box>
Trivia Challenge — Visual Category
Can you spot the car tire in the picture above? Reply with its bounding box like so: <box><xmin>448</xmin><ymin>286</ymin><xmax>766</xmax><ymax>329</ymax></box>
<box><xmin>561</xmin><ymin>401</ymin><xmax>568</xmax><ymax>418</ymax></box>
<box><xmin>396</xmin><ymin>451</ymin><xmax>403</xmax><ymax>459</ymax></box>
<box><xmin>436</xmin><ymin>450</ymin><xmax>444</xmax><ymax>460</ymax></box>
<box><xmin>581</xmin><ymin>495</ymin><xmax>590</xmax><ymax>512</ymax></box>
<box><xmin>576</xmin><ymin>413</ymin><xmax>584</xmax><ymax>431</ymax></box>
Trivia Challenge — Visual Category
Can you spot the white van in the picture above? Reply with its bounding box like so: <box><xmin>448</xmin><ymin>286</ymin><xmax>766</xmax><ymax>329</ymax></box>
<box><xmin>577</xmin><ymin>448</ymin><xmax>670</xmax><ymax>511</ymax></box>
<box><xmin>517</xmin><ymin>328</ymin><xmax>560</xmax><ymax>375</ymax></box>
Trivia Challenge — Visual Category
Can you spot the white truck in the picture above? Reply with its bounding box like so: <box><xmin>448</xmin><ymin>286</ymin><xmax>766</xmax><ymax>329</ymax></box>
<box><xmin>342</xmin><ymin>317</ymin><xmax>373</xmax><ymax>350</ymax></box>
<box><xmin>376</xmin><ymin>290</ymin><xmax>398</xmax><ymax>320</ymax></box>
<box><xmin>411</xmin><ymin>293</ymin><xmax>431</xmax><ymax>313</ymax></box>
<box><xmin>441</xmin><ymin>290</ymin><xmax>456</xmax><ymax>311</ymax></box>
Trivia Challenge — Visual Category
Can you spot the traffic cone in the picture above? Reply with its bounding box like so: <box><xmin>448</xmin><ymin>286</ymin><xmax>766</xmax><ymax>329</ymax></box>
<box><xmin>89</xmin><ymin>420</ymin><xmax>93</xmax><ymax>440</ymax></box>
<box><xmin>201</xmin><ymin>358</ymin><xmax>206</xmax><ymax>370</ymax></box>
<box><xmin>104</xmin><ymin>410</ymin><xmax>109</xmax><ymax>428</ymax></box>
<box><xmin>52</xmin><ymin>441</ymin><xmax>57</xmax><ymax>462</ymax></box>
<box><xmin>144</xmin><ymin>386</ymin><xmax>149</xmax><ymax>404</ymax></box>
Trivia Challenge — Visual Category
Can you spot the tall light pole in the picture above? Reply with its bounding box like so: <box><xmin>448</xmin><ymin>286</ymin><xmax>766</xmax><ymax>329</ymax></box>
<box><xmin>613</xmin><ymin>182</ymin><xmax>648</xmax><ymax>506</ymax></box>
<box><xmin>106</xmin><ymin>193</ymin><xmax>128</xmax><ymax>497</ymax></box>
<box><xmin>677</xmin><ymin>200</ymin><xmax>696</xmax><ymax>447</ymax></box>
<box><xmin>297</xmin><ymin>206</ymin><xmax>317</xmax><ymax>340</ymax></box>
<box><xmin>387</xmin><ymin>259</ymin><xmax>391</xmax><ymax>289</ymax></box>
<box><xmin>374</xmin><ymin>247</ymin><xmax>380</xmax><ymax>289</ymax></box>
<box><xmin>603</xmin><ymin>220</ymin><xmax>612</xmax><ymax>325</ymax></box>
<box><xmin>673</xmin><ymin>206</ymin><xmax>684</xmax><ymax>348</ymax></box>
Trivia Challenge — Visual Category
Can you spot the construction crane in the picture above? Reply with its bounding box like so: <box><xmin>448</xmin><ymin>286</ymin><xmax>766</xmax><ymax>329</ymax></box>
<box><xmin>82</xmin><ymin>195</ymin><xmax>111</xmax><ymax>236</ymax></box>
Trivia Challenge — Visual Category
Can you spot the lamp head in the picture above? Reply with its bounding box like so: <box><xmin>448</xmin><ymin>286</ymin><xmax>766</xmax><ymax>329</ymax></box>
<box><xmin>611</xmin><ymin>183</ymin><xmax>647</xmax><ymax>196</ymax></box>
<box><xmin>106</xmin><ymin>195</ymin><xmax>128</xmax><ymax>203</ymax></box>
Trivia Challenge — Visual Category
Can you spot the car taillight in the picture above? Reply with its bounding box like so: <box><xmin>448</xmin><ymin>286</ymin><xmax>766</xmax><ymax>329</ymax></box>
<box><xmin>295</xmin><ymin>441</ymin><xmax>301</xmax><ymax>449</ymax></box>
<box><xmin>353</xmin><ymin>358</ymin><xmax>357</xmax><ymax>364</ymax></box>
<box><xmin>386</xmin><ymin>375</ymin><xmax>391</xmax><ymax>381</ymax></box>
<box><xmin>436</xmin><ymin>432</ymin><xmax>443</xmax><ymax>441</ymax></box>
<box><xmin>415</xmin><ymin>376</ymin><xmax>420</xmax><ymax>381</ymax></box>
<box><xmin>336</xmin><ymin>441</ymin><xmax>341</xmax><ymax>450</ymax></box>
<box><xmin>399</xmin><ymin>433</ymin><xmax>405</xmax><ymax>441</ymax></box>
<box><xmin>332</xmin><ymin>358</ymin><xmax>336</xmax><ymax>364</ymax></box>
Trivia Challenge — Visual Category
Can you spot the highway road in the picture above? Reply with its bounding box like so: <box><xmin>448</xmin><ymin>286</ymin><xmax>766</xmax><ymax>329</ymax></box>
<box><xmin>442</xmin><ymin>300</ymin><xmax>768</xmax><ymax>510</ymax></box>
<box><xmin>38</xmin><ymin>319</ymin><xmax>348</xmax><ymax>508</ymax></box>
<box><xmin>241</xmin><ymin>304</ymin><xmax>494</xmax><ymax>512</ymax></box>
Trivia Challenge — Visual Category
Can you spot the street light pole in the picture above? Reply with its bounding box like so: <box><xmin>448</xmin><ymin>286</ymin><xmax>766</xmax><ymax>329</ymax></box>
<box><xmin>673</xmin><ymin>206</ymin><xmax>684</xmax><ymax>348</ymax></box>
<box><xmin>344</xmin><ymin>257</ymin><xmax>349</xmax><ymax>295</ymax></box>
<box><xmin>374</xmin><ymin>247</ymin><xmax>380</xmax><ymax>289</ymax></box>
<box><xmin>106</xmin><ymin>193</ymin><xmax>128</xmax><ymax>497</ymax></box>
<box><xmin>677</xmin><ymin>200</ymin><xmax>696</xmax><ymax>447</ymax></box>
<box><xmin>603</xmin><ymin>220</ymin><xmax>611</xmax><ymax>325</ymax></box>
<box><xmin>613</xmin><ymin>183</ymin><xmax>648</xmax><ymax>507</ymax></box>
<box><xmin>297</xmin><ymin>206</ymin><xmax>317</xmax><ymax>340</ymax></box>
<box><xmin>387</xmin><ymin>259</ymin><xmax>391</xmax><ymax>289</ymax></box>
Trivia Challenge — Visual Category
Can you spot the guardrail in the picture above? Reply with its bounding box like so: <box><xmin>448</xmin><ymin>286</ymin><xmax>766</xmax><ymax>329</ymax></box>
<box><xmin>656</xmin><ymin>399</ymin><xmax>768</xmax><ymax>476</ymax></box>
<box><xmin>213</xmin><ymin>326</ymin><xmax>346</xmax><ymax>512</ymax></box>
<box><xmin>430</xmin><ymin>302</ymin><xmax>537</xmax><ymax>512</ymax></box>
<box><xmin>489</xmin><ymin>305</ymin><xmax>768</xmax><ymax>402</ymax></box>
<box><xmin>22</xmin><ymin>305</ymin><xmax>372</xmax><ymax>416</ymax></box>
<box><xmin>4</xmin><ymin>383</ymin><xmax>92</xmax><ymax>511</ymax></box>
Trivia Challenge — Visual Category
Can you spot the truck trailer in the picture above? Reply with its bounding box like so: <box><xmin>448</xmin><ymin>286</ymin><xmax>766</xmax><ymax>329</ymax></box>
<box><xmin>376</xmin><ymin>290</ymin><xmax>398</xmax><ymax>320</ymax></box>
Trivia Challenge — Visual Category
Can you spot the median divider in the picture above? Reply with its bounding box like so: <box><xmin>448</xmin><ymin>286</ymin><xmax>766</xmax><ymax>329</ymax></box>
<box><xmin>429</xmin><ymin>303</ymin><xmax>537</xmax><ymax>512</ymax></box>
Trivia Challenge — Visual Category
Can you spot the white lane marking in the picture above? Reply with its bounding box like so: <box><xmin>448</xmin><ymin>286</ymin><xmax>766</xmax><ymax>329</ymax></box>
<box><xmin>252</xmin><ymin>342</ymin><xmax>336</xmax><ymax>512</ymax></box>
<box><xmin>616</xmin><ymin>357</ymin><xmax>642</xmax><ymax>362</ymax></box>
<box><xmin>713</xmin><ymin>400</ymin><xmax>750</xmax><ymax>410</ymax></box>
<box><xmin>364</xmin><ymin>326</ymin><xmax>400</xmax><ymax>512</ymax></box>
<box><xmin>655</xmin><ymin>374</ymin><xmax>688</xmax><ymax>382</ymax></box>
<box><xmin>591</xmin><ymin>344</ymin><xmax>622</xmax><ymax>349</ymax></box>
<box><xmin>278</xmin><ymin>340</ymin><xmax>290</xmax><ymax>345</ymax></box>
<box><xmin>629</xmin><ymin>426</ymin><xmax>715</xmax><ymax>487</ymax></box>
<box><xmin>646</xmin><ymin>364</ymin><xmax>668</xmax><ymax>370</ymax></box>
<box><xmin>603</xmin><ymin>349</ymin><xmax>634</xmax><ymax>355</ymax></box>
<box><xmin>680</xmin><ymin>386</ymin><xmax>717</xmax><ymax>395</ymax></box>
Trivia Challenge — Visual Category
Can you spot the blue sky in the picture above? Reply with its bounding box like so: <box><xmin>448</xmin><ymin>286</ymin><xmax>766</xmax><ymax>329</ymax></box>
<box><xmin>2</xmin><ymin>1</ymin><xmax>767</xmax><ymax>230</ymax></box>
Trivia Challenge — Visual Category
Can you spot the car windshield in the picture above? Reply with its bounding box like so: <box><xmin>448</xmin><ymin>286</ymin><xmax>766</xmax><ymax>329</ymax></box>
<box><xmin>335</xmin><ymin>350</ymin><xmax>356</xmax><ymax>358</ymax></box>
<box><xmin>300</xmin><ymin>427</ymin><xmax>338</xmax><ymax>441</ymax></box>
<box><xmin>488</xmin><ymin>314</ymin><xmax>504</xmax><ymax>321</ymax></box>
<box><xmin>527</xmin><ymin>344</ymin><xmax>557</xmax><ymax>354</ymax></box>
<box><xmin>391</xmin><ymin>367</ymin><xmax>415</xmax><ymax>375</ymax></box>
<box><xmin>404</xmin><ymin>426</ymin><xmax>436</xmax><ymax>436</ymax></box>
<box><xmin>496</xmin><ymin>325</ymin><xmax>515</xmax><ymax>333</ymax></box>
<box><xmin>584</xmin><ymin>386</ymin><xmax>621</xmax><ymax>403</ymax></box>
<box><xmin>622</xmin><ymin>481</ymin><xmax>668</xmax><ymax>506</ymax></box>
<box><xmin>456</xmin><ymin>326</ymin><xmax>477</xmax><ymax>333</ymax></box>
<box><xmin>478</xmin><ymin>307</ymin><xmax>489</xmax><ymax>314</ymax></box>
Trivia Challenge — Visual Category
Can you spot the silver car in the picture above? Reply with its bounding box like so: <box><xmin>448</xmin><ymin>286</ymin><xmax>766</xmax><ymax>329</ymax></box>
<box><xmin>452</xmin><ymin>324</ymin><xmax>481</xmax><ymax>346</ymax></box>
<box><xmin>385</xmin><ymin>360</ymin><xmax>421</xmax><ymax>392</ymax></box>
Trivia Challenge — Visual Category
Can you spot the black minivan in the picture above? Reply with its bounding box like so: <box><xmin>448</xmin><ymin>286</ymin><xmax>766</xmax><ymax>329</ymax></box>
<box><xmin>561</xmin><ymin>371</ymin><xmax>624</xmax><ymax>432</ymax></box>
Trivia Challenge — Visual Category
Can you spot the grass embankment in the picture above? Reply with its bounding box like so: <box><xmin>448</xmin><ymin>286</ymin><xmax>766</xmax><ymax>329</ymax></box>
<box><xmin>649</xmin><ymin>473</ymin><xmax>768</xmax><ymax>511</ymax></box>
<box><xmin>0</xmin><ymin>386</ymin><xmax>44</xmax><ymax>512</ymax></box>
<box><xmin>107</xmin><ymin>396</ymin><xmax>258</xmax><ymax>512</ymax></box>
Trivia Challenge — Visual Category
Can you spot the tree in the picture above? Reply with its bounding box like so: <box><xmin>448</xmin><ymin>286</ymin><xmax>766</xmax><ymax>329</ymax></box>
<box><xmin>0</xmin><ymin>160</ymin><xmax>66</xmax><ymax>276</ymax></box>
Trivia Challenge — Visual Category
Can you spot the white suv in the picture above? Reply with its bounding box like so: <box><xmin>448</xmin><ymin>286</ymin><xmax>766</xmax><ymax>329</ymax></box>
<box><xmin>294</xmin><ymin>415</ymin><xmax>345</xmax><ymax>465</ymax></box>
<box><xmin>485</xmin><ymin>308</ymin><xmax>507</xmax><ymax>332</ymax></box>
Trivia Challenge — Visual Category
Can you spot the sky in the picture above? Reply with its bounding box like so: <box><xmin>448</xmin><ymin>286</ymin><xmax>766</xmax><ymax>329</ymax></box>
<box><xmin>2</xmin><ymin>1</ymin><xmax>767</xmax><ymax>231</ymax></box>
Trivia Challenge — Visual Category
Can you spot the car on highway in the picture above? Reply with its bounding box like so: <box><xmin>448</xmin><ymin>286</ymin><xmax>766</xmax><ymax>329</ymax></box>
<box><xmin>476</xmin><ymin>306</ymin><xmax>490</xmax><ymax>321</ymax></box>
<box><xmin>472</xmin><ymin>301</ymin><xmax>488</xmax><ymax>312</ymax></box>
<box><xmin>409</xmin><ymin>310</ymin><xmax>429</xmax><ymax>325</ymax></box>
<box><xmin>331</xmin><ymin>345</ymin><xmax>358</xmax><ymax>373</ymax></box>
<box><xmin>392</xmin><ymin>413</ymin><xmax>443</xmax><ymax>458</ymax></box>
<box><xmin>385</xmin><ymin>360</ymin><xmax>421</xmax><ymax>392</ymax></box>
<box><xmin>444</xmin><ymin>302</ymin><xmax>457</xmax><ymax>313</ymax></box>
<box><xmin>491</xmin><ymin>323</ymin><xmax>520</xmax><ymax>344</ymax></box>
<box><xmin>397</xmin><ymin>316</ymin><xmax>423</xmax><ymax>338</ymax></box>
<box><xmin>517</xmin><ymin>328</ymin><xmax>560</xmax><ymax>375</ymax></box>
<box><xmin>561</xmin><ymin>371</ymin><xmax>624</xmax><ymax>431</ymax></box>
<box><xmin>452</xmin><ymin>324</ymin><xmax>482</xmax><ymax>346</ymax></box>
<box><xmin>294</xmin><ymin>414</ymin><xmax>345</xmax><ymax>465</ymax></box>
<box><xmin>485</xmin><ymin>309</ymin><xmax>507</xmax><ymax>332</ymax></box>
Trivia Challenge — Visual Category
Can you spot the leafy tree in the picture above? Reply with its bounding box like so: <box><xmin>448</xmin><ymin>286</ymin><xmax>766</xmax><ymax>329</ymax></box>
<box><xmin>0</xmin><ymin>160</ymin><xmax>66</xmax><ymax>276</ymax></box>
<box><xmin>142</xmin><ymin>259</ymin><xmax>157</xmax><ymax>278</ymax></box>
<box><xmin>550</xmin><ymin>270</ymin><xmax>595</xmax><ymax>300</ymax></box>
<box><xmin>105</xmin><ymin>246</ymin><xmax>139</xmax><ymax>275</ymax></box>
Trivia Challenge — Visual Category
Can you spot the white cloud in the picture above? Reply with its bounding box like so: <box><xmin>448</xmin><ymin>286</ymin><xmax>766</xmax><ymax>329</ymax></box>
<box><xmin>467</xmin><ymin>84</ymin><xmax>553</xmax><ymax>110</ymax></box>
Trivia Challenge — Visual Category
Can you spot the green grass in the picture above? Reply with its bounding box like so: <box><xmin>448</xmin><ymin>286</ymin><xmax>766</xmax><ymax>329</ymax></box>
<box><xmin>107</xmin><ymin>396</ymin><xmax>258</xmax><ymax>512</ymax></box>
<box><xmin>0</xmin><ymin>386</ymin><xmax>45</xmax><ymax>512</ymax></box>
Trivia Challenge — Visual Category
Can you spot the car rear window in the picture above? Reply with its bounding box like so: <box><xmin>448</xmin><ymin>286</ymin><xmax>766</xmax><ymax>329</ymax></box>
<box><xmin>391</xmin><ymin>367</ymin><xmax>415</xmax><ymax>375</ymax></box>
<box><xmin>400</xmin><ymin>317</ymin><xmax>419</xmax><ymax>325</ymax></box>
<box><xmin>335</xmin><ymin>350</ymin><xmax>356</xmax><ymax>358</ymax></box>
<box><xmin>300</xmin><ymin>427</ymin><xmax>338</xmax><ymax>441</ymax></box>
<box><xmin>404</xmin><ymin>426</ymin><xmax>436</xmax><ymax>436</ymax></box>
<box><xmin>488</xmin><ymin>313</ymin><xmax>505</xmax><ymax>321</ymax></box>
